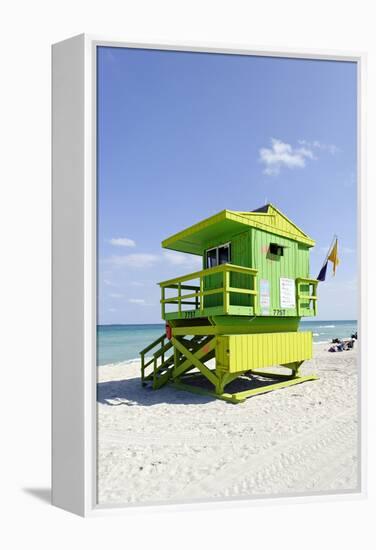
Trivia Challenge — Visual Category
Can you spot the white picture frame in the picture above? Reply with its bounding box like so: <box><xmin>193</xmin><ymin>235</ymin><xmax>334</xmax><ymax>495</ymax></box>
<box><xmin>52</xmin><ymin>34</ymin><xmax>366</xmax><ymax>517</ymax></box>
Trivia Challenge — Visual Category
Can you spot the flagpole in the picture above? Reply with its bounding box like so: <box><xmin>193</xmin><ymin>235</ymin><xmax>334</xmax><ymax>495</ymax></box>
<box><xmin>316</xmin><ymin>234</ymin><xmax>338</xmax><ymax>282</ymax></box>
<box><xmin>320</xmin><ymin>234</ymin><xmax>337</xmax><ymax>269</ymax></box>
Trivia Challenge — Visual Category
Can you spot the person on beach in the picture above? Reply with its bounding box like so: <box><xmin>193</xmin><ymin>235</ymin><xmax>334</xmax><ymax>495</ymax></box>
<box><xmin>328</xmin><ymin>337</ymin><xmax>355</xmax><ymax>352</ymax></box>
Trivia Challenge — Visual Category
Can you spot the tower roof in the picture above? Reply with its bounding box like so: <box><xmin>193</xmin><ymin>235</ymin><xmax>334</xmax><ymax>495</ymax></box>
<box><xmin>162</xmin><ymin>203</ymin><xmax>315</xmax><ymax>254</ymax></box>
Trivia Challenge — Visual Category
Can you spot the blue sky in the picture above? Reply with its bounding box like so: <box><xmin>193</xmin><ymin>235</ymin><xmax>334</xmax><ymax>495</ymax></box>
<box><xmin>97</xmin><ymin>47</ymin><xmax>357</xmax><ymax>324</ymax></box>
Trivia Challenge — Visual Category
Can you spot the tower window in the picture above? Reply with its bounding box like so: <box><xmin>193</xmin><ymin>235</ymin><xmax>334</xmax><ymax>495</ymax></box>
<box><xmin>269</xmin><ymin>243</ymin><xmax>284</xmax><ymax>256</ymax></box>
<box><xmin>206</xmin><ymin>248</ymin><xmax>218</xmax><ymax>268</ymax></box>
<box><xmin>218</xmin><ymin>243</ymin><xmax>231</xmax><ymax>264</ymax></box>
<box><xmin>206</xmin><ymin>243</ymin><xmax>231</xmax><ymax>268</ymax></box>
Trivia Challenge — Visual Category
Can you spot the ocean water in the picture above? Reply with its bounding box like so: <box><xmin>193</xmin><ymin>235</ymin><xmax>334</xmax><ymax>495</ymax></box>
<box><xmin>97</xmin><ymin>324</ymin><xmax>165</xmax><ymax>366</ymax></box>
<box><xmin>300</xmin><ymin>319</ymin><xmax>357</xmax><ymax>344</ymax></box>
<box><xmin>97</xmin><ymin>320</ymin><xmax>357</xmax><ymax>366</ymax></box>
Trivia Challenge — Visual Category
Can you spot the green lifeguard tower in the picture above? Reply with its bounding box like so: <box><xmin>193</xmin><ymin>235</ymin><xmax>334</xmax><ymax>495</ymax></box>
<box><xmin>140</xmin><ymin>204</ymin><xmax>319</xmax><ymax>403</ymax></box>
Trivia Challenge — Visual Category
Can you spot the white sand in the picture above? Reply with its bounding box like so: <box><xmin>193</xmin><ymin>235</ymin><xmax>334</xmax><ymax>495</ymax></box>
<box><xmin>97</xmin><ymin>343</ymin><xmax>359</xmax><ymax>505</ymax></box>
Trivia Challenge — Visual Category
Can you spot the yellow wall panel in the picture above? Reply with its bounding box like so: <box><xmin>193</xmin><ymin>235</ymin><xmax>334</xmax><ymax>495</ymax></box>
<box><xmin>222</xmin><ymin>331</ymin><xmax>312</xmax><ymax>373</ymax></box>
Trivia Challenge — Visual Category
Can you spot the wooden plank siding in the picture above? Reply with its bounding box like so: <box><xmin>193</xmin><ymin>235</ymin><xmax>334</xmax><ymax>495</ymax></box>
<box><xmin>216</xmin><ymin>332</ymin><xmax>313</xmax><ymax>374</ymax></box>
<box><xmin>252</xmin><ymin>229</ymin><xmax>309</xmax><ymax>317</ymax></box>
<box><xmin>202</xmin><ymin>227</ymin><xmax>311</xmax><ymax>316</ymax></box>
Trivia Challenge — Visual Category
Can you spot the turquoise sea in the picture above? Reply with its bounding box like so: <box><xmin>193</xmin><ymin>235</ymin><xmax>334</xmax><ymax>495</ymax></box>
<box><xmin>97</xmin><ymin>320</ymin><xmax>357</xmax><ymax>366</ymax></box>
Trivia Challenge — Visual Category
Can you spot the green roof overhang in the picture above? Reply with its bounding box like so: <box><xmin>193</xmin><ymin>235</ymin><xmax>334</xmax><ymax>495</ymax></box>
<box><xmin>162</xmin><ymin>210</ymin><xmax>315</xmax><ymax>254</ymax></box>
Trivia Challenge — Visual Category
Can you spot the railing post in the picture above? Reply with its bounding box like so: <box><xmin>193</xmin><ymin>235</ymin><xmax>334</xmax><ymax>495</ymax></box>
<box><xmin>158</xmin><ymin>264</ymin><xmax>259</xmax><ymax>318</ymax></box>
<box><xmin>161</xmin><ymin>336</ymin><xmax>165</xmax><ymax>365</ymax></box>
<box><xmin>253</xmin><ymin>274</ymin><xmax>258</xmax><ymax>313</ymax></box>
<box><xmin>313</xmin><ymin>282</ymin><xmax>318</xmax><ymax>316</ymax></box>
<box><xmin>174</xmin><ymin>345</ymin><xmax>179</xmax><ymax>380</ymax></box>
<box><xmin>224</xmin><ymin>268</ymin><xmax>230</xmax><ymax>314</ymax></box>
<box><xmin>153</xmin><ymin>357</ymin><xmax>157</xmax><ymax>388</ymax></box>
<box><xmin>141</xmin><ymin>352</ymin><xmax>144</xmax><ymax>383</ymax></box>
<box><xmin>161</xmin><ymin>286</ymin><xmax>165</xmax><ymax>319</ymax></box>
<box><xmin>296</xmin><ymin>281</ymin><xmax>300</xmax><ymax>316</ymax></box>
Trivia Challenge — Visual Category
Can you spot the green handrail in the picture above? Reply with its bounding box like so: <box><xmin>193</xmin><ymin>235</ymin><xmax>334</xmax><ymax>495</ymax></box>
<box><xmin>140</xmin><ymin>334</ymin><xmax>165</xmax><ymax>356</ymax></box>
<box><xmin>159</xmin><ymin>263</ymin><xmax>258</xmax><ymax>318</ymax></box>
<box><xmin>296</xmin><ymin>277</ymin><xmax>318</xmax><ymax>316</ymax></box>
<box><xmin>140</xmin><ymin>333</ymin><xmax>174</xmax><ymax>384</ymax></box>
<box><xmin>158</xmin><ymin>263</ymin><xmax>257</xmax><ymax>287</ymax></box>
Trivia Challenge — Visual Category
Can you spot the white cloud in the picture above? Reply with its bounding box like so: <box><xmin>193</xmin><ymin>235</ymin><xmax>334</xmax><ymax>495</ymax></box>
<box><xmin>130</xmin><ymin>281</ymin><xmax>145</xmax><ymax>287</ymax></box>
<box><xmin>108</xmin><ymin>308</ymin><xmax>116</xmax><ymax>312</ymax></box>
<box><xmin>109</xmin><ymin>293</ymin><xmax>123</xmax><ymax>298</ymax></box>
<box><xmin>298</xmin><ymin>139</ymin><xmax>340</xmax><ymax>155</ymax></box>
<box><xmin>259</xmin><ymin>138</ymin><xmax>315</xmax><ymax>175</ymax></box>
<box><xmin>103</xmin><ymin>251</ymin><xmax>203</xmax><ymax>275</ymax></box>
<box><xmin>105</xmin><ymin>253</ymin><xmax>160</xmax><ymax>268</ymax></box>
<box><xmin>128</xmin><ymin>298</ymin><xmax>146</xmax><ymax>305</ymax></box>
<box><xmin>109</xmin><ymin>237</ymin><xmax>136</xmax><ymax>247</ymax></box>
<box><xmin>163</xmin><ymin>250</ymin><xmax>202</xmax><ymax>269</ymax></box>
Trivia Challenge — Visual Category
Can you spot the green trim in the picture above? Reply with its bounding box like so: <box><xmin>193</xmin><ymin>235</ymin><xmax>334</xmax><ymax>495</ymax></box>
<box><xmin>164</xmin><ymin>305</ymin><xmax>256</xmax><ymax>321</ymax></box>
<box><xmin>170</xmin><ymin>316</ymin><xmax>300</xmax><ymax>336</ymax></box>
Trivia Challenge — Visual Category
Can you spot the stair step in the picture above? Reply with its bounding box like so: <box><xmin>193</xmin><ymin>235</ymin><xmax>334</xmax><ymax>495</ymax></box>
<box><xmin>153</xmin><ymin>366</ymin><xmax>174</xmax><ymax>389</ymax></box>
<box><xmin>142</xmin><ymin>333</ymin><xmax>215</xmax><ymax>391</ymax></box>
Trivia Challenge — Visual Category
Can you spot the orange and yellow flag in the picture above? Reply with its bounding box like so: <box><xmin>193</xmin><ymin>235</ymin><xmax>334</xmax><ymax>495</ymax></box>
<box><xmin>328</xmin><ymin>238</ymin><xmax>340</xmax><ymax>275</ymax></box>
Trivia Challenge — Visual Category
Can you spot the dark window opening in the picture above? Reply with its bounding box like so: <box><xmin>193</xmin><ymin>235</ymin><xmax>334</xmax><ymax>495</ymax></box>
<box><xmin>218</xmin><ymin>244</ymin><xmax>231</xmax><ymax>265</ymax></box>
<box><xmin>206</xmin><ymin>248</ymin><xmax>218</xmax><ymax>268</ymax></box>
<box><xmin>206</xmin><ymin>243</ymin><xmax>231</xmax><ymax>268</ymax></box>
<box><xmin>269</xmin><ymin>243</ymin><xmax>284</xmax><ymax>256</ymax></box>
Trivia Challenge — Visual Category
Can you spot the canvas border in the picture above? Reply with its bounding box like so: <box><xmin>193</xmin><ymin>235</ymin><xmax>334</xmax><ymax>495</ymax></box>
<box><xmin>51</xmin><ymin>33</ymin><xmax>366</xmax><ymax>516</ymax></box>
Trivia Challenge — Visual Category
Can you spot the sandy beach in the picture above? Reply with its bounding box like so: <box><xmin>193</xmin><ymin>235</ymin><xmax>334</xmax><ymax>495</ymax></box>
<box><xmin>97</xmin><ymin>343</ymin><xmax>359</xmax><ymax>505</ymax></box>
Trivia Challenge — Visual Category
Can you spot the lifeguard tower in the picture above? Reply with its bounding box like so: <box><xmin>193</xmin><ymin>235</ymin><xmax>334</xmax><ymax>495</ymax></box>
<box><xmin>140</xmin><ymin>204</ymin><xmax>319</xmax><ymax>403</ymax></box>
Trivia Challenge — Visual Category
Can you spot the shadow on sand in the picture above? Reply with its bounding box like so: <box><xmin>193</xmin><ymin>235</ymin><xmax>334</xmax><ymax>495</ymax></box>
<box><xmin>97</xmin><ymin>374</ymin><xmax>280</xmax><ymax>407</ymax></box>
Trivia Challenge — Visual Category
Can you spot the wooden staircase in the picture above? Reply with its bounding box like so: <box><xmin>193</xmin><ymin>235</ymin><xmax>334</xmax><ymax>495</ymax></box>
<box><xmin>140</xmin><ymin>333</ymin><xmax>214</xmax><ymax>390</ymax></box>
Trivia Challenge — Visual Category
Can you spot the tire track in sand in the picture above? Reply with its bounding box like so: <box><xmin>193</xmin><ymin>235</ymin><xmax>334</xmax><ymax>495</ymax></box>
<box><xmin>178</xmin><ymin>409</ymin><xmax>358</xmax><ymax>499</ymax></box>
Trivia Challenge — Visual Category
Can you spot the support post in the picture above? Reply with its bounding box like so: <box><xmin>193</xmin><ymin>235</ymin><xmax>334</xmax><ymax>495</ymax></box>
<box><xmin>153</xmin><ymin>357</ymin><xmax>157</xmax><ymax>389</ymax></box>
<box><xmin>140</xmin><ymin>351</ymin><xmax>145</xmax><ymax>383</ymax></box>
<box><xmin>173</xmin><ymin>345</ymin><xmax>180</xmax><ymax>381</ymax></box>
<box><xmin>172</xmin><ymin>336</ymin><xmax>218</xmax><ymax>387</ymax></box>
